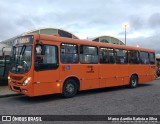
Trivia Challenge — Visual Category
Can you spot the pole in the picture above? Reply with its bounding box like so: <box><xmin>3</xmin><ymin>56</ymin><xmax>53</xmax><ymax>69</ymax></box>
<box><xmin>125</xmin><ymin>25</ymin><xmax>126</xmax><ymax>45</ymax></box>
<box><xmin>2</xmin><ymin>47</ymin><xmax>4</xmax><ymax>56</ymax></box>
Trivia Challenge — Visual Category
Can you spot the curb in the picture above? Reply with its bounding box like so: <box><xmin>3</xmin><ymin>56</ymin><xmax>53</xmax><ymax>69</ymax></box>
<box><xmin>0</xmin><ymin>85</ymin><xmax>21</xmax><ymax>98</ymax></box>
<box><xmin>156</xmin><ymin>77</ymin><xmax>160</xmax><ymax>80</ymax></box>
<box><xmin>0</xmin><ymin>93</ymin><xmax>21</xmax><ymax>98</ymax></box>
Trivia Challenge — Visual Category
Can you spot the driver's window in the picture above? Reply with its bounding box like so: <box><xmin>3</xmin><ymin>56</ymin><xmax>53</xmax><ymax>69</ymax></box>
<box><xmin>35</xmin><ymin>45</ymin><xmax>58</xmax><ymax>71</ymax></box>
<box><xmin>36</xmin><ymin>45</ymin><xmax>42</xmax><ymax>55</ymax></box>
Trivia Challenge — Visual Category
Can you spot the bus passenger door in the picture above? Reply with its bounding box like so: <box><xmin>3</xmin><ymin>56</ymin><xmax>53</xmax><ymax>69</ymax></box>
<box><xmin>33</xmin><ymin>44</ymin><xmax>60</xmax><ymax>96</ymax></box>
<box><xmin>79</xmin><ymin>64</ymin><xmax>99</xmax><ymax>90</ymax></box>
<box><xmin>0</xmin><ymin>56</ymin><xmax>5</xmax><ymax>77</ymax></box>
<box><xmin>4</xmin><ymin>56</ymin><xmax>11</xmax><ymax>78</ymax></box>
<box><xmin>139</xmin><ymin>52</ymin><xmax>152</xmax><ymax>83</ymax></box>
<box><xmin>149</xmin><ymin>53</ymin><xmax>156</xmax><ymax>80</ymax></box>
<box><xmin>78</xmin><ymin>45</ymin><xmax>100</xmax><ymax>90</ymax></box>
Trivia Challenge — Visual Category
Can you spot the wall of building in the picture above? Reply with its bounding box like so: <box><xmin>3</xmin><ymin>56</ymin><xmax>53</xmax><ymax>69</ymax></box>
<box><xmin>92</xmin><ymin>36</ymin><xmax>125</xmax><ymax>45</ymax></box>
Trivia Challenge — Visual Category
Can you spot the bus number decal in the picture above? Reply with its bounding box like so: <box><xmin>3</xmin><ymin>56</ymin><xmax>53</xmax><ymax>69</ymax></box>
<box><xmin>86</xmin><ymin>66</ymin><xmax>94</xmax><ymax>73</ymax></box>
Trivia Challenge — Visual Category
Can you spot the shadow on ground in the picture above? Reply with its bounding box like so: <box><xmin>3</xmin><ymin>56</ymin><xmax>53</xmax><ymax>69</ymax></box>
<box><xmin>0</xmin><ymin>79</ymin><xmax>8</xmax><ymax>86</ymax></box>
<box><xmin>12</xmin><ymin>83</ymin><xmax>153</xmax><ymax>104</ymax></box>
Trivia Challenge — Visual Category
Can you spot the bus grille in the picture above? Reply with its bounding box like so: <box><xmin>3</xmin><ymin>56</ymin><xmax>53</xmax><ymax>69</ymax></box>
<box><xmin>12</xmin><ymin>81</ymin><xmax>23</xmax><ymax>86</ymax></box>
<box><xmin>13</xmin><ymin>86</ymin><xmax>21</xmax><ymax>91</ymax></box>
<box><xmin>10</xmin><ymin>75</ymin><xmax>23</xmax><ymax>81</ymax></box>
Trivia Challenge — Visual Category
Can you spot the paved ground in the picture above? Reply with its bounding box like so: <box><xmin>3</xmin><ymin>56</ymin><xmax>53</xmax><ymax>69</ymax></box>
<box><xmin>0</xmin><ymin>79</ymin><xmax>160</xmax><ymax>123</ymax></box>
<box><xmin>0</xmin><ymin>86</ymin><xmax>18</xmax><ymax>97</ymax></box>
<box><xmin>0</xmin><ymin>80</ymin><xmax>18</xmax><ymax>97</ymax></box>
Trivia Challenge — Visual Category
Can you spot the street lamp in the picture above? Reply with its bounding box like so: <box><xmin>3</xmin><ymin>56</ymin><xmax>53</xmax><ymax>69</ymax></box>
<box><xmin>123</xmin><ymin>23</ymin><xmax>129</xmax><ymax>45</ymax></box>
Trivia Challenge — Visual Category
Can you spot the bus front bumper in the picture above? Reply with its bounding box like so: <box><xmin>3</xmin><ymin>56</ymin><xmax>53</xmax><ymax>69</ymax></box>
<box><xmin>9</xmin><ymin>82</ymin><xmax>33</xmax><ymax>96</ymax></box>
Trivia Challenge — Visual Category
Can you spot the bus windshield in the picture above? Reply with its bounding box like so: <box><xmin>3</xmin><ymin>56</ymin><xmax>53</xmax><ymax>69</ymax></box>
<box><xmin>10</xmin><ymin>45</ymin><xmax>32</xmax><ymax>74</ymax></box>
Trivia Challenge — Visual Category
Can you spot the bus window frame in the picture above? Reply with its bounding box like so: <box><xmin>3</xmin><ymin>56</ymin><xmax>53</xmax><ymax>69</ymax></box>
<box><xmin>60</xmin><ymin>42</ymin><xmax>79</xmax><ymax>64</ymax></box>
<box><xmin>0</xmin><ymin>56</ymin><xmax>5</xmax><ymax>77</ymax></box>
<box><xmin>35</xmin><ymin>44</ymin><xmax>59</xmax><ymax>71</ymax></box>
<box><xmin>149</xmin><ymin>52</ymin><xmax>155</xmax><ymax>65</ymax></box>
<box><xmin>79</xmin><ymin>45</ymin><xmax>99</xmax><ymax>64</ymax></box>
<box><xmin>128</xmin><ymin>50</ymin><xmax>140</xmax><ymax>64</ymax></box>
<box><xmin>115</xmin><ymin>48</ymin><xmax>128</xmax><ymax>64</ymax></box>
<box><xmin>0</xmin><ymin>55</ymin><xmax>11</xmax><ymax>77</ymax></box>
<box><xmin>139</xmin><ymin>51</ymin><xmax>150</xmax><ymax>65</ymax></box>
<box><xmin>99</xmin><ymin>47</ymin><xmax>115</xmax><ymax>64</ymax></box>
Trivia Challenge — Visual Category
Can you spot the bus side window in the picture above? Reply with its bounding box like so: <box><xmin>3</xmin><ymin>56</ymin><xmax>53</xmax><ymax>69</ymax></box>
<box><xmin>149</xmin><ymin>52</ymin><xmax>155</xmax><ymax>64</ymax></box>
<box><xmin>60</xmin><ymin>43</ymin><xmax>78</xmax><ymax>64</ymax></box>
<box><xmin>0</xmin><ymin>56</ymin><xmax>5</xmax><ymax>76</ymax></box>
<box><xmin>100</xmin><ymin>48</ymin><xmax>115</xmax><ymax>64</ymax></box>
<box><xmin>128</xmin><ymin>50</ymin><xmax>140</xmax><ymax>64</ymax></box>
<box><xmin>5</xmin><ymin>56</ymin><xmax>11</xmax><ymax>64</ymax></box>
<box><xmin>80</xmin><ymin>45</ymin><xmax>98</xmax><ymax>64</ymax></box>
<box><xmin>140</xmin><ymin>52</ymin><xmax>149</xmax><ymax>64</ymax></box>
<box><xmin>35</xmin><ymin>45</ymin><xmax>58</xmax><ymax>71</ymax></box>
<box><xmin>115</xmin><ymin>49</ymin><xmax>128</xmax><ymax>64</ymax></box>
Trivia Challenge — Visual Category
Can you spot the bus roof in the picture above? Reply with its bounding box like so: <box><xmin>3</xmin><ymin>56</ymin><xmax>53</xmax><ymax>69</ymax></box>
<box><xmin>33</xmin><ymin>34</ymin><xmax>155</xmax><ymax>53</ymax></box>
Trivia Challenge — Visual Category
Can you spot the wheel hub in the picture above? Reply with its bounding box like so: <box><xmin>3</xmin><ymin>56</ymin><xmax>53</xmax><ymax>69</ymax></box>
<box><xmin>66</xmin><ymin>83</ymin><xmax>74</xmax><ymax>93</ymax></box>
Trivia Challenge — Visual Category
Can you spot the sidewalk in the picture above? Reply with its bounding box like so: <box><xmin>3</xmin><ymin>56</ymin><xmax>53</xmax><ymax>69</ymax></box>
<box><xmin>0</xmin><ymin>85</ymin><xmax>19</xmax><ymax>98</ymax></box>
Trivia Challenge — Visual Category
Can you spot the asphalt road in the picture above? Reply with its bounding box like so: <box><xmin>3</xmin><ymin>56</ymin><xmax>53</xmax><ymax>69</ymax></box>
<box><xmin>0</xmin><ymin>79</ymin><xmax>160</xmax><ymax>123</ymax></box>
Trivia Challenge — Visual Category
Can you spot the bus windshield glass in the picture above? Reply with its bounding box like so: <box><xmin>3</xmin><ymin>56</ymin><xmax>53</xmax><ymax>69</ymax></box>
<box><xmin>11</xmin><ymin>45</ymin><xmax>32</xmax><ymax>74</ymax></box>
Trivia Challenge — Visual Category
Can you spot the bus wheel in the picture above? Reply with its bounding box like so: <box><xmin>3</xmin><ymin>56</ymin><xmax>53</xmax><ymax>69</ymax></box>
<box><xmin>130</xmin><ymin>75</ymin><xmax>138</xmax><ymax>88</ymax></box>
<box><xmin>62</xmin><ymin>79</ymin><xmax>78</xmax><ymax>98</ymax></box>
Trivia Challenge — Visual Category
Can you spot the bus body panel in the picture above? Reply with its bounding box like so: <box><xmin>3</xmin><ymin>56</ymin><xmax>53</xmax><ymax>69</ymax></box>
<box><xmin>59</xmin><ymin>64</ymin><xmax>99</xmax><ymax>90</ymax></box>
<box><xmin>33</xmin><ymin>69</ymin><xmax>60</xmax><ymax>96</ymax></box>
<box><xmin>139</xmin><ymin>65</ymin><xmax>152</xmax><ymax>83</ymax></box>
<box><xmin>9</xmin><ymin>71</ymin><xmax>34</xmax><ymax>96</ymax></box>
<box><xmin>99</xmin><ymin>64</ymin><xmax>129</xmax><ymax>88</ymax></box>
<box><xmin>78</xmin><ymin>64</ymin><xmax>99</xmax><ymax>90</ymax></box>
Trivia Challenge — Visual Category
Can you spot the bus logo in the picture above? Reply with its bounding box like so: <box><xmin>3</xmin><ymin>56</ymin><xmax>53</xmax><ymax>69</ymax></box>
<box><xmin>2</xmin><ymin>116</ymin><xmax>11</xmax><ymax>121</ymax></box>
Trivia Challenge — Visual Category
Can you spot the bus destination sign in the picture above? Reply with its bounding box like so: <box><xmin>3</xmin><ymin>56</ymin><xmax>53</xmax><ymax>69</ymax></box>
<box><xmin>14</xmin><ymin>36</ymin><xmax>33</xmax><ymax>45</ymax></box>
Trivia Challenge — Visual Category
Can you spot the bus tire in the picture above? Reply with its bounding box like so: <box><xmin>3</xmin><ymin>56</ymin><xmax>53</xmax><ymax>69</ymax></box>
<box><xmin>130</xmin><ymin>75</ymin><xmax>138</xmax><ymax>88</ymax></box>
<box><xmin>62</xmin><ymin>79</ymin><xmax>78</xmax><ymax>98</ymax></box>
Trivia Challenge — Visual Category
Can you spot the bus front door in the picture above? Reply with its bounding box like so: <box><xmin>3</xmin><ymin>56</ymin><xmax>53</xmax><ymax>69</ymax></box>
<box><xmin>0</xmin><ymin>56</ymin><xmax>5</xmax><ymax>78</ymax></box>
<box><xmin>33</xmin><ymin>44</ymin><xmax>60</xmax><ymax>96</ymax></box>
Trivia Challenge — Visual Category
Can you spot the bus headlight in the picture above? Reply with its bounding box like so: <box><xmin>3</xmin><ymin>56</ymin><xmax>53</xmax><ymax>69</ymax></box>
<box><xmin>23</xmin><ymin>77</ymin><xmax>31</xmax><ymax>86</ymax></box>
<box><xmin>8</xmin><ymin>76</ymin><xmax>11</xmax><ymax>82</ymax></box>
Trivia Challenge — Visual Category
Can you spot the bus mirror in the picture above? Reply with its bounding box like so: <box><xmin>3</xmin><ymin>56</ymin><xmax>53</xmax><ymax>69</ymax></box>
<box><xmin>36</xmin><ymin>45</ymin><xmax>45</xmax><ymax>55</ymax></box>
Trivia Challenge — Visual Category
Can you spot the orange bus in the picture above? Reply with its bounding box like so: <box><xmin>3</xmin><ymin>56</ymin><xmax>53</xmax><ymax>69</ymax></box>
<box><xmin>8</xmin><ymin>34</ymin><xmax>156</xmax><ymax>97</ymax></box>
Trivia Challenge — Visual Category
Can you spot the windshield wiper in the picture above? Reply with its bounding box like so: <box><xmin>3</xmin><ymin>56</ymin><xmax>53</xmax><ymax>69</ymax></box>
<box><xmin>17</xmin><ymin>45</ymin><xmax>26</xmax><ymax>67</ymax></box>
<box><xmin>20</xmin><ymin>45</ymin><xmax>26</xmax><ymax>56</ymax></box>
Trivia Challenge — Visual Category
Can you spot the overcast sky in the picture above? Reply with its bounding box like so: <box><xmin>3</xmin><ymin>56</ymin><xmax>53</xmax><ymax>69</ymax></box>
<box><xmin>0</xmin><ymin>0</ymin><xmax>160</xmax><ymax>52</ymax></box>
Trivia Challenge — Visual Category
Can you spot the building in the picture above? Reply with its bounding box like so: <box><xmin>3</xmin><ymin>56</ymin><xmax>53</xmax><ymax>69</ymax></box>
<box><xmin>0</xmin><ymin>43</ymin><xmax>11</xmax><ymax>56</ymax></box>
<box><xmin>1</xmin><ymin>28</ymin><xmax>79</xmax><ymax>46</ymax></box>
<box><xmin>1</xmin><ymin>28</ymin><xmax>125</xmax><ymax>47</ymax></box>
<box><xmin>91</xmin><ymin>35</ymin><xmax>125</xmax><ymax>45</ymax></box>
